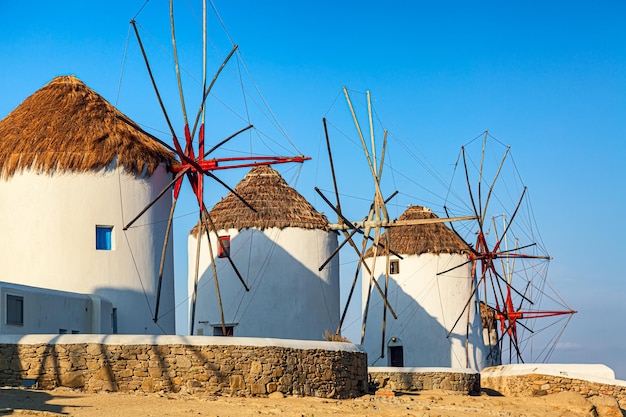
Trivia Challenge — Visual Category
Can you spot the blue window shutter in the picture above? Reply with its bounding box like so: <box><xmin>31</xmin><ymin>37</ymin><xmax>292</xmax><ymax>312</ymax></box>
<box><xmin>96</xmin><ymin>226</ymin><xmax>113</xmax><ymax>250</ymax></box>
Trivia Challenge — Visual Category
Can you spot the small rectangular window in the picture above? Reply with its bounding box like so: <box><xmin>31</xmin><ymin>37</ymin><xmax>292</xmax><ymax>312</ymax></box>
<box><xmin>213</xmin><ymin>325</ymin><xmax>234</xmax><ymax>336</ymax></box>
<box><xmin>218</xmin><ymin>235</ymin><xmax>230</xmax><ymax>258</ymax></box>
<box><xmin>6</xmin><ymin>294</ymin><xmax>24</xmax><ymax>326</ymax></box>
<box><xmin>389</xmin><ymin>259</ymin><xmax>400</xmax><ymax>275</ymax></box>
<box><xmin>96</xmin><ymin>226</ymin><xmax>113</xmax><ymax>250</ymax></box>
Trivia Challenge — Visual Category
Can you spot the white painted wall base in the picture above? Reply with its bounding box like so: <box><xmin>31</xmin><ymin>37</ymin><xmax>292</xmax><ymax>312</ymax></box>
<box><xmin>188</xmin><ymin>227</ymin><xmax>340</xmax><ymax>341</ymax></box>
<box><xmin>0</xmin><ymin>282</ymin><xmax>113</xmax><ymax>334</ymax></box>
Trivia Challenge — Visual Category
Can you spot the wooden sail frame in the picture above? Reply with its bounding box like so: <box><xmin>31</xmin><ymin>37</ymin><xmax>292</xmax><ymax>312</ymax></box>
<box><xmin>126</xmin><ymin>0</ymin><xmax>310</xmax><ymax>335</ymax></box>
<box><xmin>318</xmin><ymin>87</ymin><xmax>477</xmax><ymax>359</ymax></box>
<box><xmin>442</xmin><ymin>131</ymin><xmax>577</xmax><ymax>364</ymax></box>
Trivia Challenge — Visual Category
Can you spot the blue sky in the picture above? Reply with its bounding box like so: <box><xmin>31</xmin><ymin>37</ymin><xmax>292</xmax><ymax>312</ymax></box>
<box><xmin>2</xmin><ymin>1</ymin><xmax>625</xmax><ymax>377</ymax></box>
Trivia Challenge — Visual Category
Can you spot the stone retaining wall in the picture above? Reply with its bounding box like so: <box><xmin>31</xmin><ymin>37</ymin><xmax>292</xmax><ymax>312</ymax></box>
<box><xmin>0</xmin><ymin>335</ymin><xmax>367</xmax><ymax>398</ymax></box>
<box><xmin>481</xmin><ymin>367</ymin><xmax>626</xmax><ymax>406</ymax></box>
<box><xmin>368</xmin><ymin>367</ymin><xmax>480</xmax><ymax>394</ymax></box>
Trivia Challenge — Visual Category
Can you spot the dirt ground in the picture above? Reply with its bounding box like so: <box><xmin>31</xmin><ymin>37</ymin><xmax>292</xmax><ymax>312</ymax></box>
<box><xmin>0</xmin><ymin>387</ymin><xmax>624</xmax><ymax>417</ymax></box>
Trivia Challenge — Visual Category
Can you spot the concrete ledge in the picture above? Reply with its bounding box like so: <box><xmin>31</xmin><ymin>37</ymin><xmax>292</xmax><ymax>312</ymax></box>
<box><xmin>481</xmin><ymin>364</ymin><xmax>624</xmax><ymax>387</ymax></box>
<box><xmin>369</xmin><ymin>366</ymin><xmax>480</xmax><ymax>394</ymax></box>
<box><xmin>481</xmin><ymin>364</ymin><xmax>626</xmax><ymax>403</ymax></box>
<box><xmin>0</xmin><ymin>334</ymin><xmax>362</xmax><ymax>352</ymax></box>
<box><xmin>371</xmin><ymin>366</ymin><xmax>478</xmax><ymax>374</ymax></box>
<box><xmin>0</xmin><ymin>335</ymin><xmax>367</xmax><ymax>398</ymax></box>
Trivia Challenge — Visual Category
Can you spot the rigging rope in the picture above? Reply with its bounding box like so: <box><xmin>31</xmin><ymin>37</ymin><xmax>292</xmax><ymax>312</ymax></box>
<box><xmin>122</xmin><ymin>229</ymin><xmax>157</xmax><ymax>330</ymax></box>
<box><xmin>132</xmin><ymin>0</ymin><xmax>151</xmax><ymax>20</ymax></box>
<box><xmin>115</xmin><ymin>25</ymin><xmax>132</xmax><ymax>108</ymax></box>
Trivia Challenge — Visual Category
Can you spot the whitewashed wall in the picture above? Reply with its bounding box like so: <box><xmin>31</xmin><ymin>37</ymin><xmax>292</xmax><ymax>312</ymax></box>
<box><xmin>0</xmin><ymin>282</ymin><xmax>113</xmax><ymax>334</ymax></box>
<box><xmin>361</xmin><ymin>253</ymin><xmax>487</xmax><ymax>370</ymax></box>
<box><xmin>188</xmin><ymin>227</ymin><xmax>339</xmax><ymax>340</ymax></box>
<box><xmin>0</xmin><ymin>165</ymin><xmax>175</xmax><ymax>334</ymax></box>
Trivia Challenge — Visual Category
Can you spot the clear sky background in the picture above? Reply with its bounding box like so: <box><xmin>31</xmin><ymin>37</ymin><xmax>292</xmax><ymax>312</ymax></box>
<box><xmin>1</xmin><ymin>1</ymin><xmax>625</xmax><ymax>377</ymax></box>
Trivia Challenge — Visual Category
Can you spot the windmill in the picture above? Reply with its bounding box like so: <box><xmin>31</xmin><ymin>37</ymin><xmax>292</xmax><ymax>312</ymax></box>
<box><xmin>442</xmin><ymin>131</ymin><xmax>577</xmax><ymax>364</ymax></box>
<box><xmin>316</xmin><ymin>87</ymin><xmax>475</xmax><ymax>359</ymax></box>
<box><xmin>120</xmin><ymin>1</ymin><xmax>309</xmax><ymax>335</ymax></box>
<box><xmin>187</xmin><ymin>164</ymin><xmax>341</xmax><ymax>340</ymax></box>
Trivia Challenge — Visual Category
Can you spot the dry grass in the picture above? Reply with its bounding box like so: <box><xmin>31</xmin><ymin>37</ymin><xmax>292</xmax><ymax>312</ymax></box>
<box><xmin>323</xmin><ymin>329</ymin><xmax>351</xmax><ymax>343</ymax></box>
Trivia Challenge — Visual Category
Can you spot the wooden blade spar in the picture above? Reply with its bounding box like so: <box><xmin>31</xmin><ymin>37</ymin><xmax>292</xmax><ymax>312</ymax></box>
<box><xmin>153</xmin><ymin>197</ymin><xmax>178</xmax><ymax>322</ymax></box>
<box><xmin>170</xmin><ymin>0</ymin><xmax>189</xmax><ymax>129</ymax></box>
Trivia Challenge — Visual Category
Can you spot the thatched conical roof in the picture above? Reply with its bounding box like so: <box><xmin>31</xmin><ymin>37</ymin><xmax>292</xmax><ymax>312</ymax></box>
<box><xmin>192</xmin><ymin>165</ymin><xmax>329</xmax><ymax>233</ymax></box>
<box><xmin>0</xmin><ymin>75</ymin><xmax>174</xmax><ymax>179</ymax></box>
<box><xmin>364</xmin><ymin>205</ymin><xmax>471</xmax><ymax>258</ymax></box>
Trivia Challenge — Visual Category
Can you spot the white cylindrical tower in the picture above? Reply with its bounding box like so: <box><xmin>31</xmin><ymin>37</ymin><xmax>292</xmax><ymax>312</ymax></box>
<box><xmin>362</xmin><ymin>206</ymin><xmax>487</xmax><ymax>369</ymax></box>
<box><xmin>188</xmin><ymin>165</ymin><xmax>339</xmax><ymax>340</ymax></box>
<box><xmin>0</xmin><ymin>76</ymin><xmax>176</xmax><ymax>334</ymax></box>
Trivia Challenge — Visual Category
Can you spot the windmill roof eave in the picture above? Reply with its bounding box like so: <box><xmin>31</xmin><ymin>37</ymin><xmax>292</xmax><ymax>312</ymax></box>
<box><xmin>364</xmin><ymin>205</ymin><xmax>472</xmax><ymax>258</ymax></box>
<box><xmin>190</xmin><ymin>165</ymin><xmax>329</xmax><ymax>234</ymax></box>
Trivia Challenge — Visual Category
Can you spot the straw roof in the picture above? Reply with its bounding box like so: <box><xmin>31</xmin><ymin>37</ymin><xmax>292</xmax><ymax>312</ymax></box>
<box><xmin>0</xmin><ymin>75</ymin><xmax>174</xmax><ymax>179</ymax></box>
<box><xmin>191</xmin><ymin>165</ymin><xmax>329</xmax><ymax>233</ymax></box>
<box><xmin>364</xmin><ymin>205</ymin><xmax>471</xmax><ymax>258</ymax></box>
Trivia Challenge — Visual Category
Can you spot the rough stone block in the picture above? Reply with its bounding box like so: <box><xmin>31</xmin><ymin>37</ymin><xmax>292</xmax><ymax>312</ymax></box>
<box><xmin>60</xmin><ymin>370</ymin><xmax>85</xmax><ymax>388</ymax></box>
<box><xmin>322</xmin><ymin>369</ymin><xmax>333</xmax><ymax>381</ymax></box>
<box><xmin>187</xmin><ymin>379</ymin><xmax>202</xmax><ymax>388</ymax></box>
<box><xmin>251</xmin><ymin>383</ymin><xmax>267</xmax><ymax>395</ymax></box>
<box><xmin>249</xmin><ymin>360</ymin><xmax>262</xmax><ymax>374</ymax></box>
<box><xmin>230</xmin><ymin>374</ymin><xmax>244</xmax><ymax>391</ymax></box>
<box><xmin>220</xmin><ymin>363</ymin><xmax>234</xmax><ymax>373</ymax></box>
<box><xmin>176</xmin><ymin>356</ymin><xmax>192</xmax><ymax>368</ymax></box>
<box><xmin>142</xmin><ymin>377</ymin><xmax>154</xmax><ymax>392</ymax></box>
<box><xmin>193</xmin><ymin>372</ymin><xmax>209</xmax><ymax>382</ymax></box>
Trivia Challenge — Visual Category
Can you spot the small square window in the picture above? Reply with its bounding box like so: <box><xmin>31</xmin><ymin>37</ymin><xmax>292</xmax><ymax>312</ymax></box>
<box><xmin>218</xmin><ymin>235</ymin><xmax>230</xmax><ymax>258</ymax></box>
<box><xmin>96</xmin><ymin>226</ymin><xmax>113</xmax><ymax>250</ymax></box>
<box><xmin>389</xmin><ymin>259</ymin><xmax>400</xmax><ymax>275</ymax></box>
<box><xmin>6</xmin><ymin>294</ymin><xmax>24</xmax><ymax>326</ymax></box>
